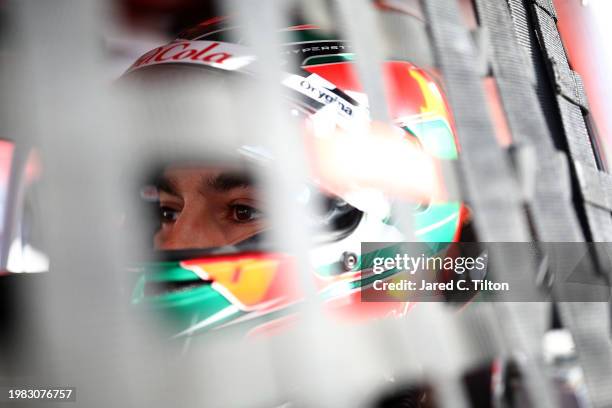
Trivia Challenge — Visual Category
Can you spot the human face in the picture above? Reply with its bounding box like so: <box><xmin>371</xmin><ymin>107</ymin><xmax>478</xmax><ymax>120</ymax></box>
<box><xmin>153</xmin><ymin>166</ymin><xmax>266</xmax><ymax>250</ymax></box>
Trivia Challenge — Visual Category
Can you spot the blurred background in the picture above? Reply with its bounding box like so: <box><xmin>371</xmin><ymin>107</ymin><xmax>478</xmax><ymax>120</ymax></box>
<box><xmin>1</xmin><ymin>0</ymin><xmax>612</xmax><ymax>407</ymax></box>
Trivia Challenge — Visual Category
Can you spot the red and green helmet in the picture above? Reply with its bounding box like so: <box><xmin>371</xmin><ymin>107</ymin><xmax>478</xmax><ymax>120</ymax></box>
<box><xmin>125</xmin><ymin>17</ymin><xmax>464</xmax><ymax>337</ymax></box>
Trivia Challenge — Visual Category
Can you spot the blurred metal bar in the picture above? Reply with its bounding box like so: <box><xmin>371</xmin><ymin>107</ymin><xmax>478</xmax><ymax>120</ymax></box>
<box><xmin>6</xmin><ymin>0</ymin><xmax>153</xmax><ymax>406</ymax></box>
<box><xmin>221</xmin><ymin>0</ymin><xmax>336</xmax><ymax>405</ymax></box>
<box><xmin>334</xmin><ymin>0</ymin><xmax>391</xmax><ymax>123</ymax></box>
<box><xmin>331</xmin><ymin>0</ymin><xmax>416</xmax><ymax>240</ymax></box>
<box><xmin>229</xmin><ymin>0</ymin><xmax>318</xmax><ymax>299</ymax></box>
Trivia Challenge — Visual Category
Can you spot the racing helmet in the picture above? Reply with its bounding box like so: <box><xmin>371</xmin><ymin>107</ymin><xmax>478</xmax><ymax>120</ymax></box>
<box><xmin>123</xmin><ymin>17</ymin><xmax>464</xmax><ymax>337</ymax></box>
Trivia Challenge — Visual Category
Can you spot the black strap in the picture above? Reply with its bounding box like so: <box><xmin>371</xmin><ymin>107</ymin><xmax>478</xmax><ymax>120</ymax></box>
<box><xmin>420</xmin><ymin>1</ymin><xmax>560</xmax><ymax>407</ymax></box>
<box><xmin>521</xmin><ymin>0</ymin><xmax>612</xmax><ymax>243</ymax></box>
<box><xmin>490</xmin><ymin>1</ymin><xmax>612</xmax><ymax>406</ymax></box>
<box><xmin>473</xmin><ymin>0</ymin><xmax>585</xmax><ymax>245</ymax></box>
<box><xmin>420</xmin><ymin>0</ymin><xmax>531</xmax><ymax>242</ymax></box>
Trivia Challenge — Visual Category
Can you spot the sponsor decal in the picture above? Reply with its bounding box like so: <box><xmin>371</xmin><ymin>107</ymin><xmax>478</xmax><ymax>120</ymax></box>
<box><xmin>282</xmin><ymin>73</ymin><xmax>359</xmax><ymax>118</ymax></box>
<box><xmin>126</xmin><ymin>40</ymin><xmax>256</xmax><ymax>73</ymax></box>
<box><xmin>181</xmin><ymin>254</ymin><xmax>301</xmax><ymax>311</ymax></box>
<box><xmin>282</xmin><ymin>41</ymin><xmax>352</xmax><ymax>57</ymax></box>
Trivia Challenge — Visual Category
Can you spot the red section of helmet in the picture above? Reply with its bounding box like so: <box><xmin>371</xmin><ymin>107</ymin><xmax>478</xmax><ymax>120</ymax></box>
<box><xmin>303</xmin><ymin>60</ymin><xmax>452</xmax><ymax>128</ymax></box>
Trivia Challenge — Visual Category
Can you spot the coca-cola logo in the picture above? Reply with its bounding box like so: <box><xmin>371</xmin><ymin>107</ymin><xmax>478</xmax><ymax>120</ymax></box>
<box><xmin>127</xmin><ymin>40</ymin><xmax>255</xmax><ymax>73</ymax></box>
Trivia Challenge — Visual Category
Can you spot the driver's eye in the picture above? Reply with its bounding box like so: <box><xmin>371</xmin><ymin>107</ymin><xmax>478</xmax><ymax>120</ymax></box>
<box><xmin>159</xmin><ymin>206</ymin><xmax>180</xmax><ymax>223</ymax></box>
<box><xmin>231</xmin><ymin>205</ymin><xmax>263</xmax><ymax>223</ymax></box>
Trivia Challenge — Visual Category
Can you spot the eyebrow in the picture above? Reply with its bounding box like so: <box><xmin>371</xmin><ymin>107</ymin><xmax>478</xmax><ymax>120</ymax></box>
<box><xmin>204</xmin><ymin>171</ymin><xmax>256</xmax><ymax>192</ymax></box>
<box><xmin>155</xmin><ymin>175</ymin><xmax>180</xmax><ymax>196</ymax></box>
